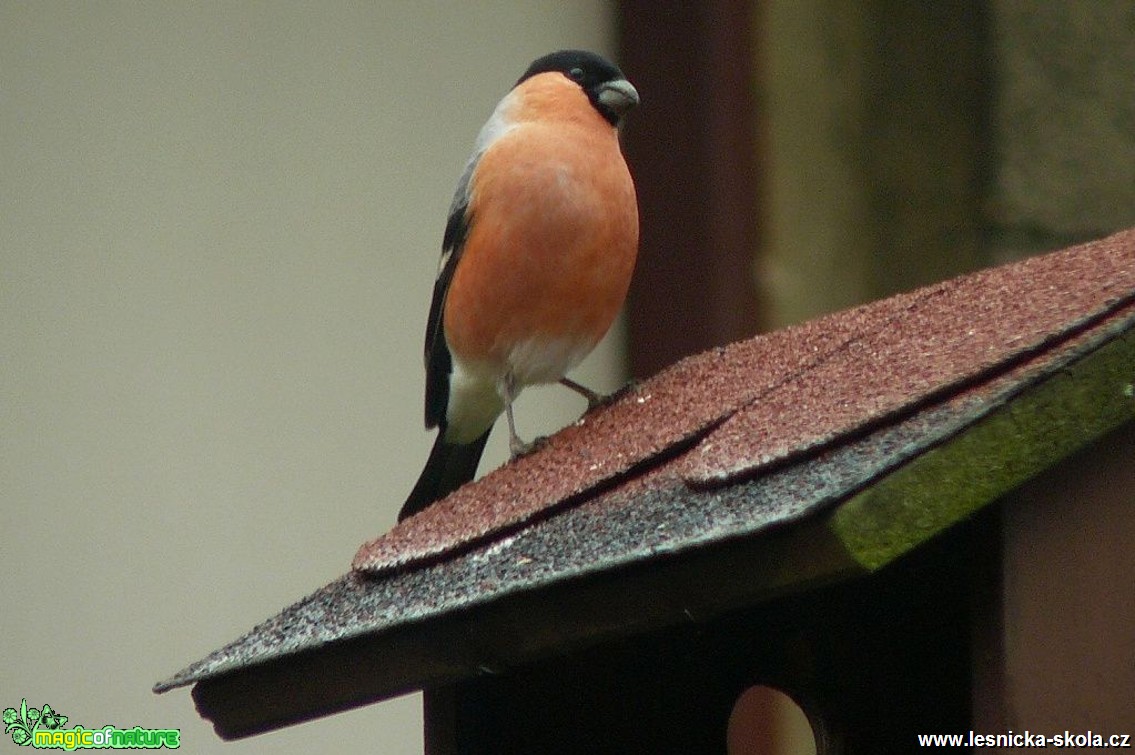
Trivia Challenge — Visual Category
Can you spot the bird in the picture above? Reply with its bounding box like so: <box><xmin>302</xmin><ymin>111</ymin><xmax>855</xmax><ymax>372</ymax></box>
<box><xmin>398</xmin><ymin>50</ymin><xmax>640</xmax><ymax>521</ymax></box>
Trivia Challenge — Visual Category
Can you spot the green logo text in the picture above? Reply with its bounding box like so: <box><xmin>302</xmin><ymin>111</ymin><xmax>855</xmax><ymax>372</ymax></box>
<box><xmin>4</xmin><ymin>700</ymin><xmax>179</xmax><ymax>750</ymax></box>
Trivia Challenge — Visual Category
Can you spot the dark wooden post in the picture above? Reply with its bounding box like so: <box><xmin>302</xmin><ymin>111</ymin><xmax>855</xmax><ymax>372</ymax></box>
<box><xmin>618</xmin><ymin>0</ymin><xmax>764</xmax><ymax>377</ymax></box>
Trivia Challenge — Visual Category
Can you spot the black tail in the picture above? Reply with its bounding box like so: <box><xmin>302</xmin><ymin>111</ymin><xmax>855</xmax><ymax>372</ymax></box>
<box><xmin>399</xmin><ymin>429</ymin><xmax>491</xmax><ymax>521</ymax></box>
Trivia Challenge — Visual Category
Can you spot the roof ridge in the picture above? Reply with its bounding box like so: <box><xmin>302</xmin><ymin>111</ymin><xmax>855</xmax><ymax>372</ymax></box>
<box><xmin>353</xmin><ymin>228</ymin><xmax>1135</xmax><ymax>576</ymax></box>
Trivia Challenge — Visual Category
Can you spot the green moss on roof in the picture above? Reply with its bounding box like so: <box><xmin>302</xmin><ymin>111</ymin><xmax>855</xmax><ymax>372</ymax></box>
<box><xmin>828</xmin><ymin>331</ymin><xmax>1135</xmax><ymax>571</ymax></box>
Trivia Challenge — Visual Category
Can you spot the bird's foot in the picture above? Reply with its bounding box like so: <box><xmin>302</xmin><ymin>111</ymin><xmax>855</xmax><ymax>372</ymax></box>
<box><xmin>559</xmin><ymin>377</ymin><xmax>643</xmax><ymax>414</ymax></box>
<box><xmin>509</xmin><ymin>434</ymin><xmax>549</xmax><ymax>460</ymax></box>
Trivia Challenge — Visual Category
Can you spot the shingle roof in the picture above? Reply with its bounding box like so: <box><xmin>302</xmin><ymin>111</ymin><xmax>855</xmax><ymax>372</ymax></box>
<box><xmin>154</xmin><ymin>228</ymin><xmax>1135</xmax><ymax>740</ymax></box>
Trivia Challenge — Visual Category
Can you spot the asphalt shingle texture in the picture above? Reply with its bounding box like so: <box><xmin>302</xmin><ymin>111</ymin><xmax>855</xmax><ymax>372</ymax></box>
<box><xmin>153</xmin><ymin>228</ymin><xmax>1135</xmax><ymax>740</ymax></box>
<box><xmin>353</xmin><ymin>228</ymin><xmax>1135</xmax><ymax>574</ymax></box>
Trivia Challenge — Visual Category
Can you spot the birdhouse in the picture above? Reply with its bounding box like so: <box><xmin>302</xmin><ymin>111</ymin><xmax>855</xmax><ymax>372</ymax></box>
<box><xmin>156</xmin><ymin>229</ymin><xmax>1135</xmax><ymax>753</ymax></box>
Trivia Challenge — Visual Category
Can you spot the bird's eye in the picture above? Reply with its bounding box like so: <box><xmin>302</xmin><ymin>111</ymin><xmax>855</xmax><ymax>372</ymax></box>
<box><xmin>568</xmin><ymin>67</ymin><xmax>584</xmax><ymax>81</ymax></box>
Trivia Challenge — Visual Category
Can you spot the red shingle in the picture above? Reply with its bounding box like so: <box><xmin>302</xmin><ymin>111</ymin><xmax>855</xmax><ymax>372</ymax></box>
<box><xmin>353</xmin><ymin>228</ymin><xmax>1135</xmax><ymax>575</ymax></box>
<box><xmin>684</xmin><ymin>233</ymin><xmax>1135</xmax><ymax>484</ymax></box>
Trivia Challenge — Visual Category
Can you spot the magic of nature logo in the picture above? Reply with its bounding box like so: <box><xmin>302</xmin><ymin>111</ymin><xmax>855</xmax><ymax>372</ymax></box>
<box><xmin>3</xmin><ymin>699</ymin><xmax>179</xmax><ymax>750</ymax></box>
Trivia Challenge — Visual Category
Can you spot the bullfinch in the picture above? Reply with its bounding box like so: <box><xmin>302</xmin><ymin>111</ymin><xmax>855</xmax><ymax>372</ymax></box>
<box><xmin>398</xmin><ymin>50</ymin><xmax>640</xmax><ymax>521</ymax></box>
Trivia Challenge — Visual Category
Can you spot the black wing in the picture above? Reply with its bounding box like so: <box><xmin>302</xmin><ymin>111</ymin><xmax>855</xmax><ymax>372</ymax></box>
<box><xmin>423</xmin><ymin>160</ymin><xmax>475</xmax><ymax>431</ymax></box>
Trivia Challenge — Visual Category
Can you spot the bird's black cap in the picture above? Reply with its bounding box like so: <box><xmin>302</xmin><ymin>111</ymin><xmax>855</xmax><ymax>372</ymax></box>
<box><xmin>517</xmin><ymin>50</ymin><xmax>637</xmax><ymax>126</ymax></box>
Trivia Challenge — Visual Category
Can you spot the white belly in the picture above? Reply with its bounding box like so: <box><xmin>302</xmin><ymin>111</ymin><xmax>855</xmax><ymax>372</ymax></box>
<box><xmin>443</xmin><ymin>335</ymin><xmax>595</xmax><ymax>444</ymax></box>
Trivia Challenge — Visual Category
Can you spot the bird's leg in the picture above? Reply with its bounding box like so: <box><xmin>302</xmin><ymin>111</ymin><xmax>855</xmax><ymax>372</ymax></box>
<box><xmin>558</xmin><ymin>376</ymin><xmax>604</xmax><ymax>411</ymax></box>
<box><xmin>503</xmin><ymin>373</ymin><xmax>533</xmax><ymax>458</ymax></box>
<box><xmin>505</xmin><ymin>403</ymin><xmax>530</xmax><ymax>458</ymax></box>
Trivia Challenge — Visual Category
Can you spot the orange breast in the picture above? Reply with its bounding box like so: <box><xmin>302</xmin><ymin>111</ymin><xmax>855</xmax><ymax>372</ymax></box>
<box><xmin>443</xmin><ymin>110</ymin><xmax>638</xmax><ymax>378</ymax></box>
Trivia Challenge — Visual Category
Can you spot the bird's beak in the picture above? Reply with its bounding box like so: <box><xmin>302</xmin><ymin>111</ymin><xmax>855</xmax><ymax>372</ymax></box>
<box><xmin>598</xmin><ymin>79</ymin><xmax>640</xmax><ymax>117</ymax></box>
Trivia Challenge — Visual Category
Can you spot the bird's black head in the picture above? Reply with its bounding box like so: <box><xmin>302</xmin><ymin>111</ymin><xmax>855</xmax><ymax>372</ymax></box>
<box><xmin>518</xmin><ymin>49</ymin><xmax>639</xmax><ymax>126</ymax></box>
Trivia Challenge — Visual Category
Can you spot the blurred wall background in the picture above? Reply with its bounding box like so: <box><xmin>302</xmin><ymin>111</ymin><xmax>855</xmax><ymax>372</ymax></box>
<box><xmin>759</xmin><ymin>1</ymin><xmax>1135</xmax><ymax>331</ymax></box>
<box><xmin>1</xmin><ymin>3</ymin><xmax>619</xmax><ymax>753</ymax></box>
